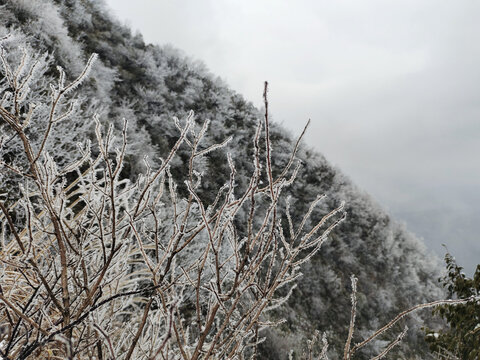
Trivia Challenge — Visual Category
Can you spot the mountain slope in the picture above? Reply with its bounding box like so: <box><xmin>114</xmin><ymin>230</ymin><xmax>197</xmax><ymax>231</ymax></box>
<box><xmin>0</xmin><ymin>0</ymin><xmax>443</xmax><ymax>358</ymax></box>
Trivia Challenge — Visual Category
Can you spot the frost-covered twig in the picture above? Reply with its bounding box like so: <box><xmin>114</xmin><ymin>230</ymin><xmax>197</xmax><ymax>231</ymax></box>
<box><xmin>343</xmin><ymin>275</ymin><xmax>358</xmax><ymax>360</ymax></box>
<box><xmin>0</xmin><ymin>44</ymin><xmax>346</xmax><ymax>360</ymax></box>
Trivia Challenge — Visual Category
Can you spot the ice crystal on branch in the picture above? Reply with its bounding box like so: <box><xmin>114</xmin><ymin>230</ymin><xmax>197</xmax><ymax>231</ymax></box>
<box><xmin>0</xmin><ymin>42</ymin><xmax>347</xmax><ymax>359</ymax></box>
<box><xmin>1</xmin><ymin>33</ymin><xmax>475</xmax><ymax>360</ymax></box>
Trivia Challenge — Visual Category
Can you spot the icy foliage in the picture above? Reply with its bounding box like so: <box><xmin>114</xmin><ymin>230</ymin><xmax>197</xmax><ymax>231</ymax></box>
<box><xmin>0</xmin><ymin>46</ymin><xmax>350</xmax><ymax>358</ymax></box>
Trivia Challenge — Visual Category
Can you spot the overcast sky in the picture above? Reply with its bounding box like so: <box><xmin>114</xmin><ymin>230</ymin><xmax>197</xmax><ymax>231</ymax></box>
<box><xmin>104</xmin><ymin>0</ymin><xmax>480</xmax><ymax>274</ymax></box>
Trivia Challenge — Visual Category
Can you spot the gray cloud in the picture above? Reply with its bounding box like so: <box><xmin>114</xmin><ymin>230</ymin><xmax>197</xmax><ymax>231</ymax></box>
<box><xmin>105</xmin><ymin>0</ymin><xmax>480</xmax><ymax>274</ymax></box>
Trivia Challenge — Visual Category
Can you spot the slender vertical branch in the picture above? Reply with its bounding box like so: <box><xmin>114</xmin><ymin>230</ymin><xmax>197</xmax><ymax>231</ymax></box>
<box><xmin>343</xmin><ymin>275</ymin><xmax>358</xmax><ymax>360</ymax></box>
<box><xmin>263</xmin><ymin>81</ymin><xmax>275</xmax><ymax>200</ymax></box>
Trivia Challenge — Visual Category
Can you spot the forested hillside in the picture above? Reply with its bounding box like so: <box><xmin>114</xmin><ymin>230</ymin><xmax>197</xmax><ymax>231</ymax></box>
<box><xmin>0</xmin><ymin>0</ymin><xmax>445</xmax><ymax>358</ymax></box>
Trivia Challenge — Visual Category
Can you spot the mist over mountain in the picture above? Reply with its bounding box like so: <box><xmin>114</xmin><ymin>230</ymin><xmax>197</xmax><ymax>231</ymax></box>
<box><xmin>0</xmin><ymin>0</ymin><xmax>445</xmax><ymax>358</ymax></box>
